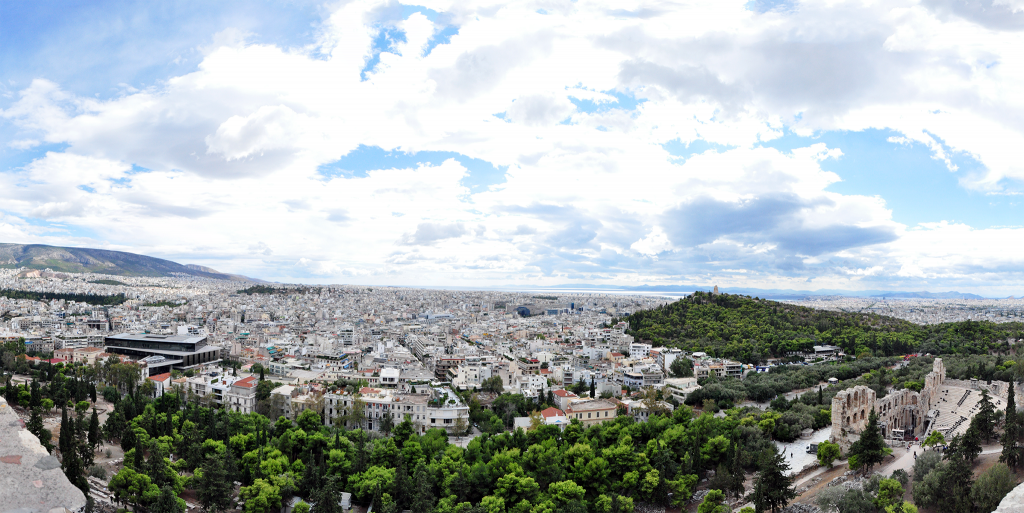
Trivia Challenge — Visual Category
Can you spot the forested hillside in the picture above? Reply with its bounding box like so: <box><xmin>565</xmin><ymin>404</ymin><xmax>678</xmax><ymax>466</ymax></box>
<box><xmin>623</xmin><ymin>292</ymin><xmax>1023</xmax><ymax>363</ymax></box>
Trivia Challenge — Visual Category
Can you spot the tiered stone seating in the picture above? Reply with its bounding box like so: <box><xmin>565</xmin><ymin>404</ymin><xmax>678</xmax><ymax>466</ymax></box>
<box><xmin>957</xmin><ymin>389</ymin><xmax>971</xmax><ymax>407</ymax></box>
<box><xmin>930</xmin><ymin>386</ymin><xmax>985</xmax><ymax>438</ymax></box>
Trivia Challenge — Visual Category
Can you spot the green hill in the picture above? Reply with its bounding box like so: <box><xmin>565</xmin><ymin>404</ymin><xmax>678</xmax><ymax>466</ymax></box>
<box><xmin>0</xmin><ymin>243</ymin><xmax>257</xmax><ymax>281</ymax></box>
<box><xmin>622</xmin><ymin>291</ymin><xmax>1022</xmax><ymax>363</ymax></box>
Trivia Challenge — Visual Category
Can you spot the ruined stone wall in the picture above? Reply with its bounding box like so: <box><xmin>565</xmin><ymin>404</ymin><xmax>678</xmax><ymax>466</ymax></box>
<box><xmin>919</xmin><ymin>358</ymin><xmax>946</xmax><ymax>413</ymax></box>
<box><xmin>830</xmin><ymin>358</ymin><xmax>945</xmax><ymax>444</ymax></box>
<box><xmin>831</xmin><ymin>385</ymin><xmax>877</xmax><ymax>440</ymax></box>
<box><xmin>876</xmin><ymin>388</ymin><xmax>923</xmax><ymax>435</ymax></box>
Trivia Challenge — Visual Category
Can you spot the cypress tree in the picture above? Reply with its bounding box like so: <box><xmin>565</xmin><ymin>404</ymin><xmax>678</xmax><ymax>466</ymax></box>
<box><xmin>392</xmin><ymin>453</ymin><xmax>409</xmax><ymax>510</ymax></box>
<box><xmin>30</xmin><ymin>379</ymin><xmax>41</xmax><ymax>408</ymax></box>
<box><xmin>59</xmin><ymin>407</ymin><xmax>72</xmax><ymax>463</ymax></box>
<box><xmin>134</xmin><ymin>438</ymin><xmax>145</xmax><ymax>470</ymax></box>
<box><xmin>121</xmin><ymin>423</ymin><xmax>137</xmax><ymax>452</ymax></box>
<box><xmin>27</xmin><ymin>406</ymin><xmax>45</xmax><ymax>442</ymax></box>
<box><xmin>88</xmin><ymin>409</ymin><xmax>101</xmax><ymax>455</ymax></box>
<box><xmin>1001</xmin><ymin>383</ymin><xmax>1020</xmax><ymax>468</ymax></box>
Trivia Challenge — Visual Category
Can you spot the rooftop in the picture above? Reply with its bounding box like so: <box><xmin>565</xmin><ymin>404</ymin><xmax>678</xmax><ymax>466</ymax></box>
<box><xmin>566</xmin><ymin>399</ymin><xmax>617</xmax><ymax>412</ymax></box>
<box><xmin>106</xmin><ymin>332</ymin><xmax>206</xmax><ymax>345</ymax></box>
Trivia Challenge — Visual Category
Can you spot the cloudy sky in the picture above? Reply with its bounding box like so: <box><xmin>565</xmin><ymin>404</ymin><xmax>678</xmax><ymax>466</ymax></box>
<box><xmin>2</xmin><ymin>0</ymin><xmax>1024</xmax><ymax>293</ymax></box>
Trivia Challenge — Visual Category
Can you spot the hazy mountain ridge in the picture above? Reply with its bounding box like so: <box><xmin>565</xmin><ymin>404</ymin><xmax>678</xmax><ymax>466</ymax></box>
<box><xmin>0</xmin><ymin>243</ymin><xmax>259</xmax><ymax>281</ymax></box>
<box><xmin>524</xmin><ymin>284</ymin><xmax>1006</xmax><ymax>299</ymax></box>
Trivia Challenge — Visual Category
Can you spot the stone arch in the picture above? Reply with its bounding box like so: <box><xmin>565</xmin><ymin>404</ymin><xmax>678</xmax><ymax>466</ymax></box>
<box><xmin>846</xmin><ymin>416</ymin><xmax>851</xmax><ymax>425</ymax></box>
<box><xmin>854</xmin><ymin>390</ymin><xmax>860</xmax><ymax>404</ymax></box>
<box><xmin>912</xmin><ymin>396</ymin><xmax>918</xmax><ymax>405</ymax></box>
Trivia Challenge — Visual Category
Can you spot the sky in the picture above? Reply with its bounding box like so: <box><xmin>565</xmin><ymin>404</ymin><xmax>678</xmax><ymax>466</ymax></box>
<box><xmin>3</xmin><ymin>0</ymin><xmax>1024</xmax><ymax>295</ymax></box>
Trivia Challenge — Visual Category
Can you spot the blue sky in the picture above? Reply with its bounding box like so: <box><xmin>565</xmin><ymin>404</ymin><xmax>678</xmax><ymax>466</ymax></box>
<box><xmin>2</xmin><ymin>0</ymin><xmax>1024</xmax><ymax>295</ymax></box>
<box><xmin>0</xmin><ymin>0</ymin><xmax>323</xmax><ymax>99</ymax></box>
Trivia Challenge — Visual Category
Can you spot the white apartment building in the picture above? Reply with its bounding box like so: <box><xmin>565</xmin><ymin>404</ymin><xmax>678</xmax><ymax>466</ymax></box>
<box><xmin>324</xmin><ymin>386</ymin><xmax>469</xmax><ymax>435</ymax></box>
<box><xmin>185</xmin><ymin>374</ymin><xmax>258</xmax><ymax>413</ymax></box>
<box><xmin>652</xmin><ymin>347</ymin><xmax>683</xmax><ymax>374</ymax></box>
<box><xmin>552</xmin><ymin>389</ymin><xmax>579</xmax><ymax>411</ymax></box>
<box><xmin>621</xmin><ymin>369</ymin><xmax>664</xmax><ymax>389</ymax></box>
<box><xmin>629</xmin><ymin>342</ymin><xmax>652</xmax><ymax>359</ymax></box>
<box><xmin>338</xmin><ymin>324</ymin><xmax>356</xmax><ymax>347</ymax></box>
<box><xmin>269</xmin><ymin>358</ymin><xmax>306</xmax><ymax>376</ymax></box>
<box><xmin>693</xmin><ymin>359</ymin><xmax>744</xmax><ymax>380</ymax></box>
<box><xmin>663</xmin><ymin>377</ymin><xmax>701</xmax><ymax>404</ymax></box>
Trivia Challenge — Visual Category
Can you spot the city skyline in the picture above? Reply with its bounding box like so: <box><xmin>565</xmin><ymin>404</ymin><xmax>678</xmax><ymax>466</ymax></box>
<box><xmin>3</xmin><ymin>1</ymin><xmax>1024</xmax><ymax>295</ymax></box>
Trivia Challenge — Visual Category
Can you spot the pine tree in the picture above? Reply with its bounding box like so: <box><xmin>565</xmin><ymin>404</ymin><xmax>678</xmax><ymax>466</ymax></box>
<box><xmin>299</xmin><ymin>452</ymin><xmax>323</xmax><ymax>499</ymax></box>
<box><xmin>197</xmin><ymin>452</ymin><xmax>233</xmax><ymax>513</ymax></box>
<box><xmin>1001</xmin><ymin>382</ymin><xmax>1021</xmax><ymax>468</ymax></box>
<box><xmin>956</xmin><ymin>422</ymin><xmax>983</xmax><ymax>464</ymax></box>
<box><xmin>152</xmin><ymin>485</ymin><xmax>185</xmax><ymax>513</ymax></box>
<box><xmin>410</xmin><ymin>461</ymin><xmax>435</xmax><ymax>513</ymax></box>
<box><xmin>939</xmin><ymin>447</ymin><xmax>976</xmax><ymax>513</ymax></box>
<box><xmin>752</xmin><ymin>445</ymin><xmax>796</xmax><ymax>513</ymax></box>
<box><xmin>848</xmin><ymin>408</ymin><xmax>888</xmax><ymax>473</ymax></box>
<box><xmin>976</xmin><ymin>389</ymin><xmax>996</xmax><ymax>443</ymax></box>
<box><xmin>312</xmin><ymin>475</ymin><xmax>345</xmax><ymax>513</ymax></box>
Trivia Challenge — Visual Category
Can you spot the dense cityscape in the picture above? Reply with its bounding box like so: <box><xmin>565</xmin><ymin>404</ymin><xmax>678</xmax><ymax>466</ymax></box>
<box><xmin>3</xmin><ymin>267</ymin><xmax>1024</xmax><ymax>513</ymax></box>
<box><xmin>785</xmin><ymin>297</ymin><xmax>1024</xmax><ymax>326</ymax></box>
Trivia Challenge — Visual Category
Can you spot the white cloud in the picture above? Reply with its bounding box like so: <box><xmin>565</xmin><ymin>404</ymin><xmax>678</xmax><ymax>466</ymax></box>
<box><xmin>2</xmin><ymin>0</ymin><xmax>1024</xmax><ymax>293</ymax></box>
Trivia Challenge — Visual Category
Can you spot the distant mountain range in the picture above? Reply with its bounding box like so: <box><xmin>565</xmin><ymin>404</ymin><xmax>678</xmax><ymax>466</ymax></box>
<box><xmin>518</xmin><ymin>284</ymin><xmax>1007</xmax><ymax>300</ymax></box>
<box><xmin>0</xmin><ymin>243</ymin><xmax>261</xmax><ymax>282</ymax></box>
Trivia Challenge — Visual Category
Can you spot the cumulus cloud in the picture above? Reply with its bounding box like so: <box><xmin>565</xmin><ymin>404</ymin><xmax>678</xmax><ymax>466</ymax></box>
<box><xmin>205</xmin><ymin>105</ymin><xmax>305</xmax><ymax>160</ymax></box>
<box><xmin>249</xmin><ymin>241</ymin><xmax>273</xmax><ymax>256</ymax></box>
<box><xmin>505</xmin><ymin>93</ymin><xmax>576</xmax><ymax>126</ymax></box>
<box><xmin>400</xmin><ymin>222</ymin><xmax>468</xmax><ymax>245</ymax></box>
<box><xmin>2</xmin><ymin>0</ymin><xmax>1024</xmax><ymax>292</ymax></box>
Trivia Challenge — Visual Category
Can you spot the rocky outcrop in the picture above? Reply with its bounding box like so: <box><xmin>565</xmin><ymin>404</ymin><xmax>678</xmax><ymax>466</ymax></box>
<box><xmin>0</xmin><ymin>397</ymin><xmax>87</xmax><ymax>513</ymax></box>
<box><xmin>996</xmin><ymin>480</ymin><xmax>1024</xmax><ymax>513</ymax></box>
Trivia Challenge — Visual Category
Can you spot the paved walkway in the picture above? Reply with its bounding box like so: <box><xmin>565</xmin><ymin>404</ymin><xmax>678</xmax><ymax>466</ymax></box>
<box><xmin>876</xmin><ymin>442</ymin><xmax>1002</xmax><ymax>476</ymax></box>
<box><xmin>793</xmin><ymin>459</ymin><xmax>849</xmax><ymax>488</ymax></box>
